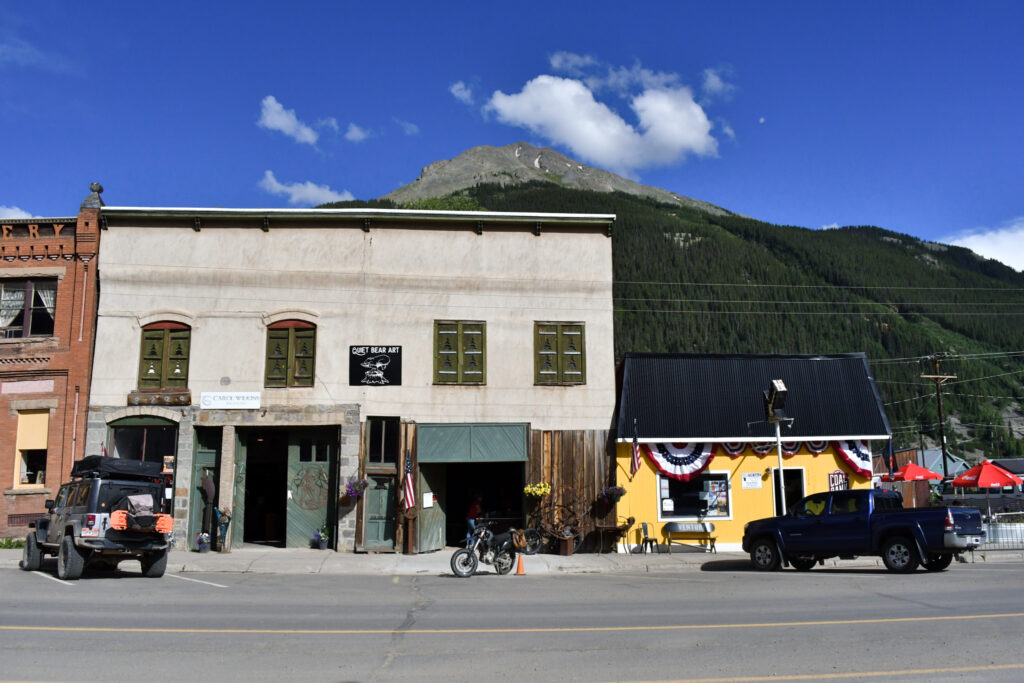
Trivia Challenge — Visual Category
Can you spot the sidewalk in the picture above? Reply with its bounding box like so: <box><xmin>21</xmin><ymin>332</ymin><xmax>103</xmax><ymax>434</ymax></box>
<box><xmin>2</xmin><ymin>546</ymin><xmax>1020</xmax><ymax>576</ymax></box>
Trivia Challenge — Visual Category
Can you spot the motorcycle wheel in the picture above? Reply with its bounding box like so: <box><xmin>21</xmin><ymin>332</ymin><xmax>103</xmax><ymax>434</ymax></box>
<box><xmin>450</xmin><ymin>548</ymin><xmax>478</xmax><ymax>578</ymax></box>
<box><xmin>494</xmin><ymin>550</ymin><xmax>515</xmax><ymax>575</ymax></box>
<box><xmin>522</xmin><ymin>529</ymin><xmax>542</xmax><ymax>555</ymax></box>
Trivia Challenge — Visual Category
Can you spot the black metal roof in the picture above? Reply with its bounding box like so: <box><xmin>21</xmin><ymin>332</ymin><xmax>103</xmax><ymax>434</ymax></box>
<box><xmin>616</xmin><ymin>352</ymin><xmax>891</xmax><ymax>442</ymax></box>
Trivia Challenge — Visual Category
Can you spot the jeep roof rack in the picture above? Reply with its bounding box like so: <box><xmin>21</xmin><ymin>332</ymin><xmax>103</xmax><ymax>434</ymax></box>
<box><xmin>70</xmin><ymin>456</ymin><xmax>164</xmax><ymax>480</ymax></box>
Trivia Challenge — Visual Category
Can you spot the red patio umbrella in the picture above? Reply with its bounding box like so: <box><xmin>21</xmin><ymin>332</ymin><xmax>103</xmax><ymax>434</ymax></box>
<box><xmin>881</xmin><ymin>462</ymin><xmax>943</xmax><ymax>482</ymax></box>
<box><xmin>951</xmin><ymin>461</ymin><xmax>1023</xmax><ymax>518</ymax></box>
<box><xmin>951</xmin><ymin>460</ymin><xmax>1023</xmax><ymax>488</ymax></box>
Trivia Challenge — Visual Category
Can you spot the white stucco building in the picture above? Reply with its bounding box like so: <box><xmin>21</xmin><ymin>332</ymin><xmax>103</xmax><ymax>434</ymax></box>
<box><xmin>86</xmin><ymin>206</ymin><xmax>616</xmax><ymax>552</ymax></box>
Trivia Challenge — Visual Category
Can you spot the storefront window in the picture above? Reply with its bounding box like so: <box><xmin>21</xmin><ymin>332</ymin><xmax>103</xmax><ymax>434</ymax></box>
<box><xmin>659</xmin><ymin>472</ymin><xmax>730</xmax><ymax>519</ymax></box>
<box><xmin>110</xmin><ymin>419</ymin><xmax>178</xmax><ymax>464</ymax></box>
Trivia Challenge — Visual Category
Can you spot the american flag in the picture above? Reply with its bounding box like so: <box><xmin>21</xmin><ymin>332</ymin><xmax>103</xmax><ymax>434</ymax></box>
<box><xmin>403</xmin><ymin>457</ymin><xmax>415</xmax><ymax>511</ymax></box>
<box><xmin>630</xmin><ymin>419</ymin><xmax>642</xmax><ymax>479</ymax></box>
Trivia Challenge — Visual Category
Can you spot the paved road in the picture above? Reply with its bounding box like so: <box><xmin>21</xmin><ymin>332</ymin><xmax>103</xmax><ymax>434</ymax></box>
<box><xmin>3</xmin><ymin>559</ymin><xmax>1024</xmax><ymax>682</ymax></box>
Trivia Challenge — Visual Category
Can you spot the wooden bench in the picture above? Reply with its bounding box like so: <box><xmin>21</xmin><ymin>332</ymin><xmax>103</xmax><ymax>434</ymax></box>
<box><xmin>663</xmin><ymin>521</ymin><xmax>716</xmax><ymax>553</ymax></box>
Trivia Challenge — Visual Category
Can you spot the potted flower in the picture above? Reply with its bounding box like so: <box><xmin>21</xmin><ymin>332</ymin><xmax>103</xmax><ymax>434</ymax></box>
<box><xmin>599</xmin><ymin>486</ymin><xmax>626</xmax><ymax>505</ymax></box>
<box><xmin>523</xmin><ymin>481</ymin><xmax>552</xmax><ymax>499</ymax></box>
<box><xmin>313</xmin><ymin>525</ymin><xmax>330</xmax><ymax>550</ymax></box>
<box><xmin>195</xmin><ymin>532</ymin><xmax>211</xmax><ymax>553</ymax></box>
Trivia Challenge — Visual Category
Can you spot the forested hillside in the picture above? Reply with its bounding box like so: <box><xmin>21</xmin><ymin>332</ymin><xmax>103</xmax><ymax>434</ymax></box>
<box><xmin>320</xmin><ymin>182</ymin><xmax>1024</xmax><ymax>460</ymax></box>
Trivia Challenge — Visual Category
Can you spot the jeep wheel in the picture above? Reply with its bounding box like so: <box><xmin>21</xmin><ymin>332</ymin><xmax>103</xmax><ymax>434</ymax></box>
<box><xmin>141</xmin><ymin>550</ymin><xmax>168</xmax><ymax>578</ymax></box>
<box><xmin>57</xmin><ymin>536</ymin><xmax>85</xmax><ymax>580</ymax></box>
<box><xmin>20</xmin><ymin>533</ymin><xmax>41</xmax><ymax>571</ymax></box>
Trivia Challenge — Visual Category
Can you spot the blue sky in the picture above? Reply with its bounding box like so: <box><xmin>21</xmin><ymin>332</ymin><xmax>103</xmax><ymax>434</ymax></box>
<box><xmin>2</xmin><ymin>2</ymin><xmax>1022</xmax><ymax>270</ymax></box>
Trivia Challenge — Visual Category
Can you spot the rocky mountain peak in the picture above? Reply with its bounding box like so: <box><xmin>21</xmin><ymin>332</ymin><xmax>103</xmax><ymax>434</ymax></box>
<box><xmin>382</xmin><ymin>142</ymin><xmax>729</xmax><ymax>216</ymax></box>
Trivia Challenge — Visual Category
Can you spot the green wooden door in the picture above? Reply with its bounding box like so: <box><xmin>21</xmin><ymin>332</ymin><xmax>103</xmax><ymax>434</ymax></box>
<box><xmin>417</xmin><ymin>463</ymin><xmax>446</xmax><ymax>553</ymax></box>
<box><xmin>286</xmin><ymin>430</ymin><xmax>336</xmax><ymax>548</ymax></box>
<box><xmin>190</xmin><ymin>428</ymin><xmax>220</xmax><ymax>550</ymax></box>
<box><xmin>363</xmin><ymin>476</ymin><xmax>396</xmax><ymax>551</ymax></box>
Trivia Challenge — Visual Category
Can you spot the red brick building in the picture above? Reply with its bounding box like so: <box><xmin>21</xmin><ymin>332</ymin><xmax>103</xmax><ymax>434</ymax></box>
<box><xmin>1</xmin><ymin>185</ymin><xmax>101</xmax><ymax>537</ymax></box>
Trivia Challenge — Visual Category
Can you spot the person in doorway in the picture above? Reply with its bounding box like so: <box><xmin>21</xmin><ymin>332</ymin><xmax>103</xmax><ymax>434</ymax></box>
<box><xmin>199</xmin><ymin>470</ymin><xmax>217</xmax><ymax>550</ymax></box>
<box><xmin>465</xmin><ymin>494</ymin><xmax>483</xmax><ymax>545</ymax></box>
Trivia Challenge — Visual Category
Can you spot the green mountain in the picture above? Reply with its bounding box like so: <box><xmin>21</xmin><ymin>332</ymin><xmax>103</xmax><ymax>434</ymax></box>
<box><xmin>320</xmin><ymin>152</ymin><xmax>1024</xmax><ymax>462</ymax></box>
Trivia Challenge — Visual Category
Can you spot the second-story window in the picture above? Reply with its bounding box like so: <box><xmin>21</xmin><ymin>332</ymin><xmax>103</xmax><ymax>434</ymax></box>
<box><xmin>534</xmin><ymin>322</ymin><xmax>586</xmax><ymax>385</ymax></box>
<box><xmin>1</xmin><ymin>279</ymin><xmax>56</xmax><ymax>339</ymax></box>
<box><xmin>265</xmin><ymin>320</ymin><xmax>316</xmax><ymax>388</ymax></box>
<box><xmin>138</xmin><ymin>322</ymin><xmax>191</xmax><ymax>390</ymax></box>
<box><xmin>433</xmin><ymin>320</ymin><xmax>486</xmax><ymax>384</ymax></box>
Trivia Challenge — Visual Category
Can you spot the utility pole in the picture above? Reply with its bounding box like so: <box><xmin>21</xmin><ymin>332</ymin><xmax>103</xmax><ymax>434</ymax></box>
<box><xmin>921</xmin><ymin>354</ymin><xmax>956</xmax><ymax>480</ymax></box>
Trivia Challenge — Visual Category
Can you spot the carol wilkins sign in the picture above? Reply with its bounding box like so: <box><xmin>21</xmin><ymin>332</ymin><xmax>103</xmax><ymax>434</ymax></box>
<box><xmin>350</xmin><ymin>346</ymin><xmax>402</xmax><ymax>385</ymax></box>
<box><xmin>200</xmin><ymin>392</ymin><xmax>261</xmax><ymax>410</ymax></box>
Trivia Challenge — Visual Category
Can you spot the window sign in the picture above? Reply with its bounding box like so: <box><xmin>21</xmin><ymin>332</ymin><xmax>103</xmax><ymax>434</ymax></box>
<box><xmin>350</xmin><ymin>346</ymin><xmax>402</xmax><ymax>385</ymax></box>
<box><xmin>742</xmin><ymin>472</ymin><xmax>762</xmax><ymax>489</ymax></box>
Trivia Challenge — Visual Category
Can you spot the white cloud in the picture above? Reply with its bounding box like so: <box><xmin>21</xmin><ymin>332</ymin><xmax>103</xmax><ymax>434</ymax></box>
<box><xmin>450</xmin><ymin>81</ymin><xmax>474</xmax><ymax>105</ymax></box>
<box><xmin>549</xmin><ymin>51</ymin><xmax>598</xmax><ymax>76</ymax></box>
<box><xmin>720</xmin><ymin>121</ymin><xmax>736</xmax><ymax>140</ymax></box>
<box><xmin>345</xmin><ymin>123</ymin><xmax>370</xmax><ymax>143</ymax></box>
<box><xmin>946</xmin><ymin>217</ymin><xmax>1024</xmax><ymax>271</ymax></box>
<box><xmin>820</xmin><ymin>223</ymin><xmax>840</xmax><ymax>230</ymax></box>
<box><xmin>258</xmin><ymin>171</ymin><xmax>353</xmax><ymax>206</ymax></box>
<box><xmin>257</xmin><ymin>95</ymin><xmax>318</xmax><ymax>145</ymax></box>
<box><xmin>394</xmin><ymin>118</ymin><xmax>420</xmax><ymax>135</ymax></box>
<box><xmin>702</xmin><ymin>66</ymin><xmax>735</xmax><ymax>100</ymax></box>
<box><xmin>759</xmin><ymin>117</ymin><xmax>766</xmax><ymax>124</ymax></box>
<box><xmin>485</xmin><ymin>74</ymin><xmax>716</xmax><ymax>176</ymax></box>
<box><xmin>318</xmin><ymin>117</ymin><xmax>340</xmax><ymax>133</ymax></box>
<box><xmin>0</xmin><ymin>205</ymin><xmax>34</xmax><ymax>219</ymax></box>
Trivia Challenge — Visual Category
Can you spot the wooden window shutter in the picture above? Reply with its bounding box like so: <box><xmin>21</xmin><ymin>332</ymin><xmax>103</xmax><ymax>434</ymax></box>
<box><xmin>559</xmin><ymin>324</ymin><xmax>585</xmax><ymax>384</ymax></box>
<box><xmin>460</xmin><ymin>322</ymin><xmax>485</xmax><ymax>384</ymax></box>
<box><xmin>166</xmin><ymin>329</ymin><xmax>191</xmax><ymax>388</ymax></box>
<box><xmin>534</xmin><ymin>323</ymin><xmax>559</xmax><ymax>384</ymax></box>
<box><xmin>434</xmin><ymin>321</ymin><xmax>460</xmax><ymax>384</ymax></box>
<box><xmin>292</xmin><ymin>327</ymin><xmax>316</xmax><ymax>387</ymax></box>
<box><xmin>138</xmin><ymin>329</ymin><xmax>166</xmax><ymax>389</ymax></box>
<box><xmin>265</xmin><ymin>328</ymin><xmax>290</xmax><ymax>387</ymax></box>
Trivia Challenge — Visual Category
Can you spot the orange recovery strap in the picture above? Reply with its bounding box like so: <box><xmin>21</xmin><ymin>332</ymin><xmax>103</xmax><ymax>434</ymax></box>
<box><xmin>155</xmin><ymin>514</ymin><xmax>173</xmax><ymax>534</ymax></box>
<box><xmin>110</xmin><ymin>509</ymin><xmax>128</xmax><ymax>531</ymax></box>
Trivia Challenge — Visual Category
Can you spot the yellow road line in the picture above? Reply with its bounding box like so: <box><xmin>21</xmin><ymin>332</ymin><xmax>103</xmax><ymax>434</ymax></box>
<box><xmin>2</xmin><ymin>611</ymin><xmax>1023</xmax><ymax>635</ymax></box>
<box><xmin>645</xmin><ymin>662</ymin><xmax>1024</xmax><ymax>682</ymax></box>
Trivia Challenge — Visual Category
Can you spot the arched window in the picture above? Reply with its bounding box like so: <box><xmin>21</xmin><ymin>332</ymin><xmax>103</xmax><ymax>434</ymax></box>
<box><xmin>138</xmin><ymin>322</ymin><xmax>191</xmax><ymax>390</ymax></box>
<box><xmin>265</xmin><ymin>320</ymin><xmax>316</xmax><ymax>387</ymax></box>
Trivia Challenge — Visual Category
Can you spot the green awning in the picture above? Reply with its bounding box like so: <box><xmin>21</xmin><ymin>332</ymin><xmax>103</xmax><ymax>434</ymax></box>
<box><xmin>417</xmin><ymin>423</ymin><xmax>528</xmax><ymax>463</ymax></box>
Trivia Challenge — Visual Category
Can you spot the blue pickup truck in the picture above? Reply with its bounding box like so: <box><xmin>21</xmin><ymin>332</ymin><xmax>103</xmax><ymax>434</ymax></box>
<box><xmin>742</xmin><ymin>489</ymin><xmax>984</xmax><ymax>573</ymax></box>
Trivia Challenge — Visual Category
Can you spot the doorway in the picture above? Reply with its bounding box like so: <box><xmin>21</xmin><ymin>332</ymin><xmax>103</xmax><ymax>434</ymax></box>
<box><xmin>242</xmin><ymin>429</ymin><xmax>287</xmax><ymax>547</ymax></box>
<box><xmin>773</xmin><ymin>468</ymin><xmax>806</xmax><ymax>516</ymax></box>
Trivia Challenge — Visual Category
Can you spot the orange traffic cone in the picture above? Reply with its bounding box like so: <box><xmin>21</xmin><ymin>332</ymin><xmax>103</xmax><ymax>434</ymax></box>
<box><xmin>515</xmin><ymin>553</ymin><xmax>526</xmax><ymax>575</ymax></box>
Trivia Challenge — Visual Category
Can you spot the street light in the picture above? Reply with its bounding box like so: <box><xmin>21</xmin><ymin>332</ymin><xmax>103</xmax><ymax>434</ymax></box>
<box><xmin>764</xmin><ymin>379</ymin><xmax>793</xmax><ymax>515</ymax></box>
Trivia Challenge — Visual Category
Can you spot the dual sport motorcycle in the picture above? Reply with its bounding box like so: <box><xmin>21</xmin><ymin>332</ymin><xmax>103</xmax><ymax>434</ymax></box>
<box><xmin>451</xmin><ymin>521</ymin><xmax>524</xmax><ymax>577</ymax></box>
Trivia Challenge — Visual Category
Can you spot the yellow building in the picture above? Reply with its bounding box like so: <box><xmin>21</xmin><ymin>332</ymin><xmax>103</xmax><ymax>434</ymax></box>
<box><xmin>614</xmin><ymin>353</ymin><xmax>891</xmax><ymax>553</ymax></box>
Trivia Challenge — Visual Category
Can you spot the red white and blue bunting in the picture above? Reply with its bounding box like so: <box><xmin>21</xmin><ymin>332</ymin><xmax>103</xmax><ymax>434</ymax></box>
<box><xmin>833</xmin><ymin>440</ymin><xmax>873</xmax><ymax>478</ymax></box>
<box><xmin>635</xmin><ymin>440</ymin><xmax>874</xmax><ymax>479</ymax></box>
<box><xmin>642</xmin><ymin>443</ymin><xmax>717</xmax><ymax>482</ymax></box>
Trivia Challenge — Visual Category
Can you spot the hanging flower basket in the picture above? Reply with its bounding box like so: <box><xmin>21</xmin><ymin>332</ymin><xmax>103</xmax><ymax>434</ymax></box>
<box><xmin>598</xmin><ymin>486</ymin><xmax>626</xmax><ymax>505</ymax></box>
<box><xmin>344</xmin><ymin>479</ymin><xmax>369</xmax><ymax>499</ymax></box>
<box><xmin>524</xmin><ymin>482</ymin><xmax>552</xmax><ymax>499</ymax></box>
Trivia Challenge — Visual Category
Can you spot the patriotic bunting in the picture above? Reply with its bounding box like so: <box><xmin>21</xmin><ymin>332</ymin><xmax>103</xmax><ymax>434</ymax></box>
<box><xmin>643</xmin><ymin>443</ymin><xmax>717</xmax><ymax>482</ymax></box>
<box><xmin>781</xmin><ymin>441</ymin><xmax>801</xmax><ymax>456</ymax></box>
<box><xmin>834</xmin><ymin>440</ymin><xmax>872</xmax><ymax>478</ymax></box>
<box><xmin>751</xmin><ymin>442</ymin><xmax>775</xmax><ymax>455</ymax></box>
<box><xmin>805</xmin><ymin>441</ymin><xmax>828</xmax><ymax>454</ymax></box>
<box><xmin>721</xmin><ymin>442</ymin><xmax>745</xmax><ymax>456</ymax></box>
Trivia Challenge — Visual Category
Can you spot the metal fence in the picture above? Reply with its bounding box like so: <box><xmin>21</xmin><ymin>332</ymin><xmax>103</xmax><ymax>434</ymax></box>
<box><xmin>980</xmin><ymin>515</ymin><xmax>1024</xmax><ymax>550</ymax></box>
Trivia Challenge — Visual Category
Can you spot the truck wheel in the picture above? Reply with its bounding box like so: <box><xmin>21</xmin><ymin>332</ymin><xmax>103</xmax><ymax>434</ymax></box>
<box><xmin>141</xmin><ymin>550</ymin><xmax>168</xmax><ymax>578</ymax></box>
<box><xmin>923</xmin><ymin>554</ymin><xmax>953</xmax><ymax>572</ymax></box>
<box><xmin>20</xmin><ymin>533</ymin><xmax>41</xmax><ymax>571</ymax></box>
<box><xmin>789</xmin><ymin>557</ymin><xmax>816</xmax><ymax>572</ymax></box>
<box><xmin>881</xmin><ymin>537</ymin><xmax>919</xmax><ymax>573</ymax></box>
<box><xmin>57</xmin><ymin>536</ymin><xmax>85</xmax><ymax>580</ymax></box>
<box><xmin>750</xmin><ymin>538</ymin><xmax>781</xmax><ymax>571</ymax></box>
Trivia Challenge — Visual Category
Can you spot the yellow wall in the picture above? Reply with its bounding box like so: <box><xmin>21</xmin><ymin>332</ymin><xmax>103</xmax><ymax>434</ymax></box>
<box><xmin>615</xmin><ymin>442</ymin><xmax>871</xmax><ymax>551</ymax></box>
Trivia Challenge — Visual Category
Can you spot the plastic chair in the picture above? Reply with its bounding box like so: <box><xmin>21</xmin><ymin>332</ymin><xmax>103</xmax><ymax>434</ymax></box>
<box><xmin>640</xmin><ymin>522</ymin><xmax>660</xmax><ymax>554</ymax></box>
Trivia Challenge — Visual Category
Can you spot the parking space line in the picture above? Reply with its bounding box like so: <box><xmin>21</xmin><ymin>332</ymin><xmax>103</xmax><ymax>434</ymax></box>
<box><xmin>31</xmin><ymin>571</ymin><xmax>74</xmax><ymax>586</ymax></box>
<box><xmin>166</xmin><ymin>574</ymin><xmax>228</xmax><ymax>588</ymax></box>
